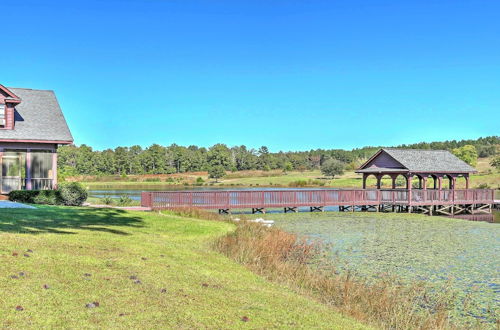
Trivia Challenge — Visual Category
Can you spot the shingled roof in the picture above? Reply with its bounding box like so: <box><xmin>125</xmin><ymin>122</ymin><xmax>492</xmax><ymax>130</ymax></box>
<box><xmin>357</xmin><ymin>148</ymin><xmax>477</xmax><ymax>173</ymax></box>
<box><xmin>0</xmin><ymin>87</ymin><xmax>73</xmax><ymax>143</ymax></box>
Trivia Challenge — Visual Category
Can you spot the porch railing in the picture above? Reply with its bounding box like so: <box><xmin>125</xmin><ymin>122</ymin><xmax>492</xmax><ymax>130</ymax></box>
<box><xmin>30</xmin><ymin>178</ymin><xmax>55</xmax><ymax>190</ymax></box>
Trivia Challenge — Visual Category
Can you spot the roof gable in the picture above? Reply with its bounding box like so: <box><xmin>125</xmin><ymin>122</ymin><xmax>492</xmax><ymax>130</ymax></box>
<box><xmin>361</xmin><ymin>149</ymin><xmax>406</xmax><ymax>170</ymax></box>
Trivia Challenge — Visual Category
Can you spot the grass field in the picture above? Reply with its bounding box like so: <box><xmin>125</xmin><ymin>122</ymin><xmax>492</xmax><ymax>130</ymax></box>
<box><xmin>0</xmin><ymin>206</ymin><xmax>364</xmax><ymax>329</ymax></box>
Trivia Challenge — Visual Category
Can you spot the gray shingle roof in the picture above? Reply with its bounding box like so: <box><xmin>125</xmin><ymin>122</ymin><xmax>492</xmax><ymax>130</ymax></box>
<box><xmin>0</xmin><ymin>88</ymin><xmax>73</xmax><ymax>143</ymax></box>
<box><xmin>381</xmin><ymin>148</ymin><xmax>477</xmax><ymax>173</ymax></box>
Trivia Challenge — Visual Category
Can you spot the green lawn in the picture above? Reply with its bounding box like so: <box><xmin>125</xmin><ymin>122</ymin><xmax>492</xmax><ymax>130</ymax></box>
<box><xmin>0</xmin><ymin>206</ymin><xmax>365</xmax><ymax>329</ymax></box>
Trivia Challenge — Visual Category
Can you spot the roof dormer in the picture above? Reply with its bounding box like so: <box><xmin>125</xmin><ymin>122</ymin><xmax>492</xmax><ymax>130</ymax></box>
<box><xmin>0</xmin><ymin>84</ymin><xmax>22</xmax><ymax>129</ymax></box>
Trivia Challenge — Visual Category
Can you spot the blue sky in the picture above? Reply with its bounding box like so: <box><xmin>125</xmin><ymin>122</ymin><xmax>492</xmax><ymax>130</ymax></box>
<box><xmin>2</xmin><ymin>0</ymin><xmax>499</xmax><ymax>151</ymax></box>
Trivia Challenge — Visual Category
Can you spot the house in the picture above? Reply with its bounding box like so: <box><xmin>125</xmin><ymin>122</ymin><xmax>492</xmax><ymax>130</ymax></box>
<box><xmin>0</xmin><ymin>84</ymin><xmax>73</xmax><ymax>194</ymax></box>
<box><xmin>356</xmin><ymin>148</ymin><xmax>477</xmax><ymax>190</ymax></box>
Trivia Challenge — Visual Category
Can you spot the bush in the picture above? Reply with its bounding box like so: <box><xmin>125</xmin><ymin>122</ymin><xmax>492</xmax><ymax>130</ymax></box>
<box><xmin>117</xmin><ymin>195</ymin><xmax>133</xmax><ymax>206</ymax></box>
<box><xmin>58</xmin><ymin>182</ymin><xmax>88</xmax><ymax>206</ymax></box>
<box><xmin>9</xmin><ymin>184</ymin><xmax>87</xmax><ymax>206</ymax></box>
<box><xmin>33</xmin><ymin>190</ymin><xmax>60</xmax><ymax>205</ymax></box>
<box><xmin>9</xmin><ymin>190</ymin><xmax>40</xmax><ymax>203</ymax></box>
<box><xmin>289</xmin><ymin>180</ymin><xmax>308</xmax><ymax>187</ymax></box>
<box><xmin>100</xmin><ymin>196</ymin><xmax>114</xmax><ymax>205</ymax></box>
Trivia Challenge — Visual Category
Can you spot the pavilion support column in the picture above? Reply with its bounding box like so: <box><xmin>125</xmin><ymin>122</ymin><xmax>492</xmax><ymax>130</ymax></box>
<box><xmin>418</xmin><ymin>176</ymin><xmax>422</xmax><ymax>189</ymax></box>
<box><xmin>465</xmin><ymin>175</ymin><xmax>470</xmax><ymax>189</ymax></box>
<box><xmin>422</xmin><ymin>177</ymin><xmax>427</xmax><ymax>190</ymax></box>
<box><xmin>437</xmin><ymin>176</ymin><xmax>442</xmax><ymax>190</ymax></box>
<box><xmin>52</xmin><ymin>151</ymin><xmax>58</xmax><ymax>189</ymax></box>
<box><xmin>407</xmin><ymin>175</ymin><xmax>413</xmax><ymax>212</ymax></box>
<box><xmin>391</xmin><ymin>174</ymin><xmax>397</xmax><ymax>189</ymax></box>
<box><xmin>26</xmin><ymin>149</ymin><xmax>32</xmax><ymax>190</ymax></box>
<box><xmin>362</xmin><ymin>174</ymin><xmax>367</xmax><ymax>189</ymax></box>
<box><xmin>376</xmin><ymin>174</ymin><xmax>382</xmax><ymax>189</ymax></box>
<box><xmin>433</xmin><ymin>176</ymin><xmax>437</xmax><ymax>189</ymax></box>
<box><xmin>0</xmin><ymin>148</ymin><xmax>3</xmax><ymax>194</ymax></box>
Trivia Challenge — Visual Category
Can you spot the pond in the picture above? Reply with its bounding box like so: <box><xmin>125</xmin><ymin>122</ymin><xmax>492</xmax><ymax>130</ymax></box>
<box><xmin>268</xmin><ymin>212</ymin><xmax>499</xmax><ymax>327</ymax></box>
<box><xmin>88</xmin><ymin>187</ymin><xmax>339</xmax><ymax>200</ymax></box>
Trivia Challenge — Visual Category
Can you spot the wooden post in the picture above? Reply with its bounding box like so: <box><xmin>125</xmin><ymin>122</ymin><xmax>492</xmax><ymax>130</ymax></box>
<box><xmin>52</xmin><ymin>150</ymin><xmax>58</xmax><ymax>189</ymax></box>
<box><xmin>362</xmin><ymin>174</ymin><xmax>367</xmax><ymax>189</ymax></box>
<box><xmin>0</xmin><ymin>147</ymin><xmax>3</xmax><ymax>194</ymax></box>
<box><xmin>26</xmin><ymin>149</ymin><xmax>32</xmax><ymax>190</ymax></box>
<box><xmin>376</xmin><ymin>174</ymin><xmax>381</xmax><ymax>189</ymax></box>
<box><xmin>391</xmin><ymin>175</ymin><xmax>396</xmax><ymax>189</ymax></box>
<box><xmin>407</xmin><ymin>175</ymin><xmax>413</xmax><ymax>212</ymax></box>
<box><xmin>465</xmin><ymin>175</ymin><xmax>469</xmax><ymax>189</ymax></box>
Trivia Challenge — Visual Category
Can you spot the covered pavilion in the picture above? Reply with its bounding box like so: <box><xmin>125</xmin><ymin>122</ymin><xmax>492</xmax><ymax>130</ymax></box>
<box><xmin>355</xmin><ymin>148</ymin><xmax>477</xmax><ymax>190</ymax></box>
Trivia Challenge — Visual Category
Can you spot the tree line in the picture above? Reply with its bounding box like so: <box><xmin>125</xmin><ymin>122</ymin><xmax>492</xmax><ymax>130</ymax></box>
<box><xmin>57</xmin><ymin>136</ymin><xmax>499</xmax><ymax>177</ymax></box>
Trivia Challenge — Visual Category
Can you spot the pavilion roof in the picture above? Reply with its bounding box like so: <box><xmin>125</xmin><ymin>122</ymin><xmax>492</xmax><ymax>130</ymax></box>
<box><xmin>356</xmin><ymin>148</ymin><xmax>477</xmax><ymax>174</ymax></box>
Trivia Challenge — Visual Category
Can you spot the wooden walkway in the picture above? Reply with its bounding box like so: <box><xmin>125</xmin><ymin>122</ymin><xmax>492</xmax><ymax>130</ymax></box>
<box><xmin>141</xmin><ymin>189</ymin><xmax>495</xmax><ymax>215</ymax></box>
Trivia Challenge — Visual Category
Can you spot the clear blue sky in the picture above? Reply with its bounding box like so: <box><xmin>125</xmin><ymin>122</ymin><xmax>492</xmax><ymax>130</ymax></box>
<box><xmin>3</xmin><ymin>0</ymin><xmax>499</xmax><ymax>151</ymax></box>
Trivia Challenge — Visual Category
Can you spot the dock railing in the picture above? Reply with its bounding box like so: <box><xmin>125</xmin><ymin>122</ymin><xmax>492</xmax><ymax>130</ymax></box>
<box><xmin>141</xmin><ymin>189</ymin><xmax>495</xmax><ymax>211</ymax></box>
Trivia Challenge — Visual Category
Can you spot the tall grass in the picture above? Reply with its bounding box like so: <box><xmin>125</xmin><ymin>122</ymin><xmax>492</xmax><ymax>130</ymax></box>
<box><xmin>214</xmin><ymin>222</ymin><xmax>457</xmax><ymax>329</ymax></box>
<box><xmin>162</xmin><ymin>207</ymin><xmax>230</xmax><ymax>221</ymax></box>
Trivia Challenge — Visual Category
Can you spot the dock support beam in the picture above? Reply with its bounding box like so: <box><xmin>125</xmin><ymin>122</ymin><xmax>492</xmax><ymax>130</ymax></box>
<box><xmin>310</xmin><ymin>206</ymin><xmax>324</xmax><ymax>212</ymax></box>
<box><xmin>284</xmin><ymin>207</ymin><xmax>298</xmax><ymax>213</ymax></box>
<box><xmin>218</xmin><ymin>209</ymin><xmax>230</xmax><ymax>214</ymax></box>
<box><xmin>252</xmin><ymin>208</ymin><xmax>266</xmax><ymax>214</ymax></box>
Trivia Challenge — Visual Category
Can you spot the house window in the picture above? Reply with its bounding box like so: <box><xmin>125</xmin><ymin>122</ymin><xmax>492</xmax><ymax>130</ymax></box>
<box><xmin>0</xmin><ymin>103</ymin><xmax>5</xmax><ymax>128</ymax></box>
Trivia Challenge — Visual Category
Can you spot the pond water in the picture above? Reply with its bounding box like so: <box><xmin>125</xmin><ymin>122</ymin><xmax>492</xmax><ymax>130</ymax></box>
<box><xmin>88</xmin><ymin>187</ymin><xmax>338</xmax><ymax>200</ymax></box>
<box><xmin>268</xmin><ymin>212</ymin><xmax>499</xmax><ymax>327</ymax></box>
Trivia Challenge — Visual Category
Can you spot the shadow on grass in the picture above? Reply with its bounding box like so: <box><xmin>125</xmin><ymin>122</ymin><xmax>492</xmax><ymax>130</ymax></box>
<box><xmin>0</xmin><ymin>206</ymin><xmax>144</xmax><ymax>235</ymax></box>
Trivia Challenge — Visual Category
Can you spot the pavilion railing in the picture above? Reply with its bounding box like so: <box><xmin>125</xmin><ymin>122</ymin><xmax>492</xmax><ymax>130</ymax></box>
<box><xmin>141</xmin><ymin>189</ymin><xmax>495</xmax><ymax>210</ymax></box>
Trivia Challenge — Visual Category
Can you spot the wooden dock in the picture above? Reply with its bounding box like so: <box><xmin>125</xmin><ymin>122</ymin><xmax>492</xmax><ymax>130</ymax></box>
<box><xmin>141</xmin><ymin>189</ymin><xmax>495</xmax><ymax>216</ymax></box>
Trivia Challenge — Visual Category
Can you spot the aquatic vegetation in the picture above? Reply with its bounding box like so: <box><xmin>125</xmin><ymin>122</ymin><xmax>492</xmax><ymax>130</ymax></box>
<box><xmin>272</xmin><ymin>212</ymin><xmax>499</xmax><ymax>327</ymax></box>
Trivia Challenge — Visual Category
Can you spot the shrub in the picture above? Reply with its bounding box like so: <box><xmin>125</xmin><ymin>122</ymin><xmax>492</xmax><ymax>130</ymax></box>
<box><xmin>117</xmin><ymin>195</ymin><xmax>133</xmax><ymax>206</ymax></box>
<box><xmin>289</xmin><ymin>180</ymin><xmax>308</xmax><ymax>187</ymax></box>
<box><xmin>33</xmin><ymin>190</ymin><xmax>60</xmax><ymax>205</ymax></box>
<box><xmin>196</xmin><ymin>177</ymin><xmax>205</xmax><ymax>184</ymax></box>
<box><xmin>58</xmin><ymin>182</ymin><xmax>88</xmax><ymax>206</ymax></box>
<box><xmin>165</xmin><ymin>177</ymin><xmax>175</xmax><ymax>183</ymax></box>
<box><xmin>100</xmin><ymin>196</ymin><xmax>114</xmax><ymax>205</ymax></box>
<box><xmin>144</xmin><ymin>177</ymin><xmax>161</xmax><ymax>182</ymax></box>
<box><xmin>9</xmin><ymin>190</ymin><xmax>40</xmax><ymax>203</ymax></box>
